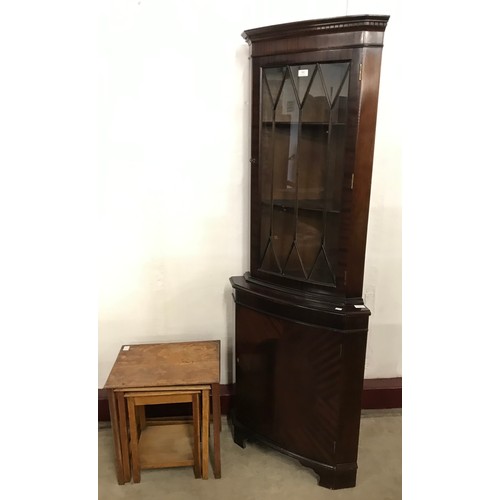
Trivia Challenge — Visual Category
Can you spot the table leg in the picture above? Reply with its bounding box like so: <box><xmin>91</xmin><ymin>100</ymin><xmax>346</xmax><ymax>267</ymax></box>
<box><xmin>211</xmin><ymin>383</ymin><xmax>221</xmax><ymax>478</ymax></box>
<box><xmin>116</xmin><ymin>391</ymin><xmax>131</xmax><ymax>483</ymax></box>
<box><xmin>202</xmin><ymin>389</ymin><xmax>209</xmax><ymax>479</ymax></box>
<box><xmin>127</xmin><ymin>397</ymin><xmax>141</xmax><ymax>483</ymax></box>
<box><xmin>107</xmin><ymin>389</ymin><xmax>125</xmax><ymax>485</ymax></box>
<box><xmin>192</xmin><ymin>393</ymin><xmax>201</xmax><ymax>478</ymax></box>
<box><xmin>138</xmin><ymin>405</ymin><xmax>146</xmax><ymax>431</ymax></box>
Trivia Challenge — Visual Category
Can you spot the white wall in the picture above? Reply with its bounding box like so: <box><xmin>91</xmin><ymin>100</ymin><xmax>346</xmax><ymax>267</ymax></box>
<box><xmin>98</xmin><ymin>0</ymin><xmax>401</xmax><ymax>386</ymax></box>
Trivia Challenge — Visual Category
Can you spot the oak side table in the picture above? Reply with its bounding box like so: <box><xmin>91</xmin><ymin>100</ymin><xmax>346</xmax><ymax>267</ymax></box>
<box><xmin>104</xmin><ymin>340</ymin><xmax>221</xmax><ymax>484</ymax></box>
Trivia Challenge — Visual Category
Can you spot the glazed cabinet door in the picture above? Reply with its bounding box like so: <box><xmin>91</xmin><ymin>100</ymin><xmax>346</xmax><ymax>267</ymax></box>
<box><xmin>252</xmin><ymin>57</ymin><xmax>358</xmax><ymax>293</ymax></box>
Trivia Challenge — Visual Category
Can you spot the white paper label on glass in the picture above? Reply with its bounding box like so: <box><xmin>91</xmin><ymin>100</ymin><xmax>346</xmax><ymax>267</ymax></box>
<box><xmin>298</xmin><ymin>69</ymin><xmax>308</xmax><ymax>77</ymax></box>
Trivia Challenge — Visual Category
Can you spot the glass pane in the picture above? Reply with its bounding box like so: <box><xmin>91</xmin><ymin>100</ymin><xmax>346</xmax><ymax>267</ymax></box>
<box><xmin>290</xmin><ymin>64</ymin><xmax>317</xmax><ymax>105</ymax></box>
<box><xmin>272</xmin><ymin>69</ymin><xmax>299</xmax><ymax>203</ymax></box>
<box><xmin>309</xmin><ymin>247</ymin><xmax>335</xmax><ymax>284</ymax></box>
<box><xmin>275</xmin><ymin>69</ymin><xmax>299</xmax><ymax>124</ymax></box>
<box><xmin>270</xmin><ymin>123</ymin><xmax>299</xmax><ymax>201</ymax></box>
<box><xmin>295</xmin><ymin>212</ymin><xmax>323</xmax><ymax>278</ymax></box>
<box><xmin>261</xmin><ymin>74</ymin><xmax>274</xmax><ymax>123</ymax></box>
<box><xmin>329</xmin><ymin>70</ymin><xmax>349</xmax><ymax>124</ymax></box>
<box><xmin>319</xmin><ymin>63</ymin><xmax>350</xmax><ymax>108</ymax></box>
<box><xmin>260</xmin><ymin>125</ymin><xmax>273</xmax><ymax>203</ymax></box>
<box><xmin>323</xmin><ymin>64</ymin><xmax>350</xmax><ymax>213</ymax></box>
<box><xmin>324</xmin><ymin>69</ymin><xmax>349</xmax><ymax>212</ymax></box>
<box><xmin>317</xmin><ymin>211</ymin><xmax>341</xmax><ymax>283</ymax></box>
<box><xmin>283</xmin><ymin>243</ymin><xmax>306</xmax><ymax>279</ymax></box>
<box><xmin>297</xmin><ymin>66</ymin><xmax>329</xmax><ymax>208</ymax></box>
<box><xmin>260</xmin><ymin>237</ymin><xmax>281</xmax><ymax>274</ymax></box>
<box><xmin>301</xmin><ymin>66</ymin><xmax>330</xmax><ymax>124</ymax></box>
<box><xmin>325</xmin><ymin>124</ymin><xmax>346</xmax><ymax>212</ymax></box>
<box><xmin>272</xmin><ymin>206</ymin><xmax>295</xmax><ymax>271</ymax></box>
<box><xmin>263</xmin><ymin>67</ymin><xmax>286</xmax><ymax>107</ymax></box>
<box><xmin>297</xmin><ymin>125</ymin><xmax>329</xmax><ymax>209</ymax></box>
<box><xmin>259</xmin><ymin>201</ymin><xmax>272</xmax><ymax>267</ymax></box>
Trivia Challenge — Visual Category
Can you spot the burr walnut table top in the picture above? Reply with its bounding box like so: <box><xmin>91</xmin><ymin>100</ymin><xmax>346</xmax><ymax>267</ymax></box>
<box><xmin>104</xmin><ymin>341</ymin><xmax>220</xmax><ymax>389</ymax></box>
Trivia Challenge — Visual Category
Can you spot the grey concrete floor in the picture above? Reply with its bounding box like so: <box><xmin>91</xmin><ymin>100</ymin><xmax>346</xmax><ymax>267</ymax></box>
<box><xmin>98</xmin><ymin>409</ymin><xmax>401</xmax><ymax>500</ymax></box>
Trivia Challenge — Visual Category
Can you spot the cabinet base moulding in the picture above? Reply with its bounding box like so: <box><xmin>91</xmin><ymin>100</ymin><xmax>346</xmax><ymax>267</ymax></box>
<box><xmin>232</xmin><ymin>413</ymin><xmax>359</xmax><ymax>490</ymax></box>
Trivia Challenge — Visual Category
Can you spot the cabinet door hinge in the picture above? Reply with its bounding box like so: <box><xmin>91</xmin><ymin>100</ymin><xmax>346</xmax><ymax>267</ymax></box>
<box><xmin>333</xmin><ymin>441</ymin><xmax>337</xmax><ymax>453</ymax></box>
<box><xmin>359</xmin><ymin>63</ymin><xmax>363</xmax><ymax>81</ymax></box>
<box><xmin>350</xmin><ymin>173</ymin><xmax>354</xmax><ymax>189</ymax></box>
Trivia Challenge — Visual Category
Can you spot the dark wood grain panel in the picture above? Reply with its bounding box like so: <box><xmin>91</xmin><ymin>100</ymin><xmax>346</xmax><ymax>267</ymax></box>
<box><xmin>232</xmin><ymin>300</ymin><xmax>370</xmax><ymax>466</ymax></box>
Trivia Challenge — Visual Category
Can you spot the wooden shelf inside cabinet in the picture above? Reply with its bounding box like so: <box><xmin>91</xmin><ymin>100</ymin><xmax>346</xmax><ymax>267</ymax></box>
<box><xmin>265</xmin><ymin>200</ymin><xmax>341</xmax><ymax>214</ymax></box>
<box><xmin>261</xmin><ymin>121</ymin><xmax>345</xmax><ymax>127</ymax></box>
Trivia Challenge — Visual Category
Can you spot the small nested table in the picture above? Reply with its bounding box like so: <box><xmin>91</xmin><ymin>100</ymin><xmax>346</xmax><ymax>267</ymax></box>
<box><xmin>125</xmin><ymin>387</ymin><xmax>210</xmax><ymax>482</ymax></box>
<box><xmin>104</xmin><ymin>341</ymin><xmax>221</xmax><ymax>484</ymax></box>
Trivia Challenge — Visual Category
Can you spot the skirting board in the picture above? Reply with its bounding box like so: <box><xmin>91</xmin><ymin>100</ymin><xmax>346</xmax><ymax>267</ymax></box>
<box><xmin>361</xmin><ymin>377</ymin><xmax>402</xmax><ymax>409</ymax></box>
<box><xmin>98</xmin><ymin>378</ymin><xmax>401</xmax><ymax>421</ymax></box>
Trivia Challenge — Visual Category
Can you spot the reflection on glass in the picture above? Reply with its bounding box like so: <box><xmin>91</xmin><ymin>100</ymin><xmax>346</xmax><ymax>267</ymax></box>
<box><xmin>259</xmin><ymin>62</ymin><xmax>351</xmax><ymax>286</ymax></box>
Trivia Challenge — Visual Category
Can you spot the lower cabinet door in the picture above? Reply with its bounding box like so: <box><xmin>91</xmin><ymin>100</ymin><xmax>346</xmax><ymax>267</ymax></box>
<box><xmin>235</xmin><ymin>304</ymin><xmax>343</xmax><ymax>465</ymax></box>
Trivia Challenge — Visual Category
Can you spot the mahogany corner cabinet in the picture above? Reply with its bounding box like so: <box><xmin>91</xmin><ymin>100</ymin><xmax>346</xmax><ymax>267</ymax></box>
<box><xmin>229</xmin><ymin>15</ymin><xmax>390</xmax><ymax>490</ymax></box>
